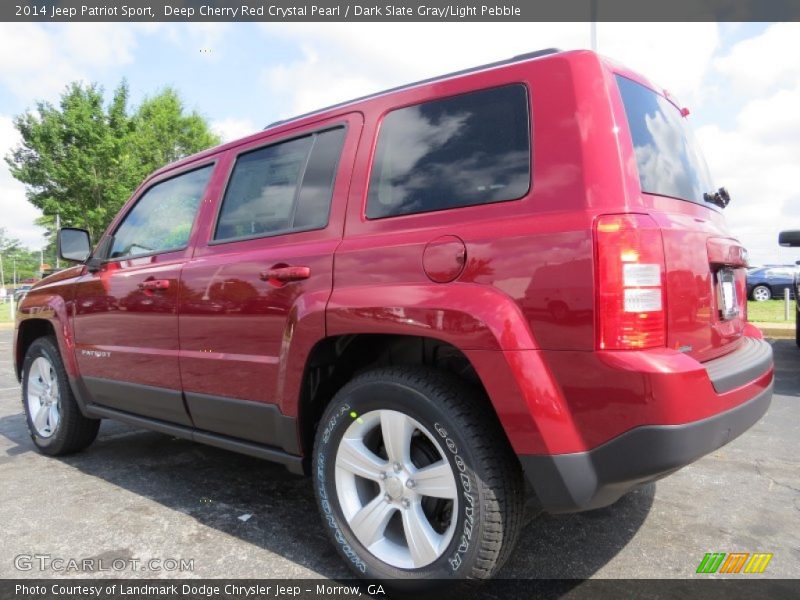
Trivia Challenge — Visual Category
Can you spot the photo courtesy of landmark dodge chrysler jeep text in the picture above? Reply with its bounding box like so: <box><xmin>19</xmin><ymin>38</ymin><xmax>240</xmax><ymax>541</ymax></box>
<box><xmin>13</xmin><ymin>49</ymin><xmax>773</xmax><ymax>582</ymax></box>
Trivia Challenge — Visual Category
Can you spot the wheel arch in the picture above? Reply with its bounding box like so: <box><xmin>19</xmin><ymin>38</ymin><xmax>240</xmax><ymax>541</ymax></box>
<box><xmin>296</xmin><ymin>334</ymin><xmax>491</xmax><ymax>465</ymax></box>
<box><xmin>15</xmin><ymin>319</ymin><xmax>58</xmax><ymax>381</ymax></box>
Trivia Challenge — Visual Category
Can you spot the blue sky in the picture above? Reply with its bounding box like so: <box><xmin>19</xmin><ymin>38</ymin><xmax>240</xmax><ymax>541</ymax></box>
<box><xmin>1</xmin><ymin>22</ymin><xmax>799</xmax><ymax>265</ymax></box>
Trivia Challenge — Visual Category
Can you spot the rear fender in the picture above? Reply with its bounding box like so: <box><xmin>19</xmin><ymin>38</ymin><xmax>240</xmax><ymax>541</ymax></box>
<box><xmin>326</xmin><ymin>283</ymin><xmax>583</xmax><ymax>454</ymax></box>
<box><xmin>326</xmin><ymin>283</ymin><xmax>538</xmax><ymax>351</ymax></box>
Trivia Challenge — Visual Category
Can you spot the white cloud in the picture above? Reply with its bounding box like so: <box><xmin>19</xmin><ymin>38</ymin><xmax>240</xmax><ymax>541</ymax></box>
<box><xmin>212</xmin><ymin>117</ymin><xmax>257</xmax><ymax>142</ymax></box>
<box><xmin>595</xmin><ymin>23</ymin><xmax>719</xmax><ymax>103</ymax></box>
<box><xmin>259</xmin><ymin>23</ymin><xmax>589</xmax><ymax>115</ymax></box>
<box><xmin>0</xmin><ymin>115</ymin><xmax>45</xmax><ymax>249</ymax></box>
<box><xmin>0</xmin><ymin>23</ymin><xmax>152</xmax><ymax>102</ymax></box>
<box><xmin>262</xmin><ymin>45</ymin><xmax>387</xmax><ymax>116</ymax></box>
<box><xmin>0</xmin><ymin>24</ymin><xmax>84</xmax><ymax>101</ymax></box>
<box><xmin>697</xmin><ymin>83</ymin><xmax>800</xmax><ymax>265</ymax></box>
<box><xmin>60</xmin><ymin>24</ymin><xmax>138</xmax><ymax>68</ymax></box>
<box><xmin>715</xmin><ymin>23</ymin><xmax>800</xmax><ymax>91</ymax></box>
<box><xmin>259</xmin><ymin>23</ymin><xmax>718</xmax><ymax>116</ymax></box>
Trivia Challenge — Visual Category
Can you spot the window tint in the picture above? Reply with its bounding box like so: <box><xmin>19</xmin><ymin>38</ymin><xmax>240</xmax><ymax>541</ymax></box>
<box><xmin>110</xmin><ymin>165</ymin><xmax>213</xmax><ymax>259</ymax></box>
<box><xmin>214</xmin><ymin>127</ymin><xmax>345</xmax><ymax>241</ymax></box>
<box><xmin>616</xmin><ymin>75</ymin><xmax>715</xmax><ymax>207</ymax></box>
<box><xmin>366</xmin><ymin>84</ymin><xmax>530</xmax><ymax>219</ymax></box>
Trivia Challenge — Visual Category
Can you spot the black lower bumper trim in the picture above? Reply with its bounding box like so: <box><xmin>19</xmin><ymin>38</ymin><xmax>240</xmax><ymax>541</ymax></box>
<box><xmin>519</xmin><ymin>382</ymin><xmax>772</xmax><ymax>513</ymax></box>
<box><xmin>704</xmin><ymin>337</ymin><xmax>772</xmax><ymax>393</ymax></box>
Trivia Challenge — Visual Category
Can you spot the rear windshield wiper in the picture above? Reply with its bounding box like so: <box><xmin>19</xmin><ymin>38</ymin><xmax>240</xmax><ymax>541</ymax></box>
<box><xmin>704</xmin><ymin>187</ymin><xmax>731</xmax><ymax>209</ymax></box>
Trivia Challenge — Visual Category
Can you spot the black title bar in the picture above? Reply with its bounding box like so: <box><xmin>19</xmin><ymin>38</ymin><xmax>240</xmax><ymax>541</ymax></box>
<box><xmin>6</xmin><ymin>0</ymin><xmax>800</xmax><ymax>22</ymax></box>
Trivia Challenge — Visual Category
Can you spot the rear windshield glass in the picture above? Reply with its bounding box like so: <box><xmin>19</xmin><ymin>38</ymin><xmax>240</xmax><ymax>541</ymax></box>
<box><xmin>616</xmin><ymin>75</ymin><xmax>714</xmax><ymax>207</ymax></box>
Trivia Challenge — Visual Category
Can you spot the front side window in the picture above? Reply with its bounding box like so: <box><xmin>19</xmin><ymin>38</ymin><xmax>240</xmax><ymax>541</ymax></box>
<box><xmin>616</xmin><ymin>75</ymin><xmax>715</xmax><ymax>207</ymax></box>
<box><xmin>214</xmin><ymin>127</ymin><xmax>345</xmax><ymax>242</ymax></box>
<box><xmin>110</xmin><ymin>165</ymin><xmax>213</xmax><ymax>259</ymax></box>
<box><xmin>366</xmin><ymin>84</ymin><xmax>531</xmax><ymax>219</ymax></box>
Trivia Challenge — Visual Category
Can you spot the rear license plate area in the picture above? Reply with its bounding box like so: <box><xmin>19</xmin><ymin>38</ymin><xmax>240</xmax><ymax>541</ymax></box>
<box><xmin>717</xmin><ymin>268</ymin><xmax>739</xmax><ymax>320</ymax></box>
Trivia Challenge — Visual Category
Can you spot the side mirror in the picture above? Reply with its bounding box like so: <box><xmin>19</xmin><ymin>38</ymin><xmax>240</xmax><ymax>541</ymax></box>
<box><xmin>57</xmin><ymin>228</ymin><xmax>91</xmax><ymax>263</ymax></box>
<box><xmin>778</xmin><ymin>230</ymin><xmax>800</xmax><ymax>247</ymax></box>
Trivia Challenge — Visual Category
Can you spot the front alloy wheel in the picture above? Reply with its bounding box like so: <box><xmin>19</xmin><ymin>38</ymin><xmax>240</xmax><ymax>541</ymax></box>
<box><xmin>25</xmin><ymin>356</ymin><xmax>61</xmax><ymax>438</ymax></box>
<box><xmin>21</xmin><ymin>336</ymin><xmax>100</xmax><ymax>455</ymax></box>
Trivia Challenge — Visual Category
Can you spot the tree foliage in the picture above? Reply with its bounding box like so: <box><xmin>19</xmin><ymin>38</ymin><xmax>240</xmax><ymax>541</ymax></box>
<box><xmin>0</xmin><ymin>228</ymin><xmax>39</xmax><ymax>285</ymax></box>
<box><xmin>5</xmin><ymin>81</ymin><xmax>220</xmax><ymax>239</ymax></box>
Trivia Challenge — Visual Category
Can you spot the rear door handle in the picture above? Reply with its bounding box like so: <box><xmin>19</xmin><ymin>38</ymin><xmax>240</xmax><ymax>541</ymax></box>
<box><xmin>138</xmin><ymin>279</ymin><xmax>170</xmax><ymax>291</ymax></box>
<box><xmin>259</xmin><ymin>266</ymin><xmax>311</xmax><ymax>284</ymax></box>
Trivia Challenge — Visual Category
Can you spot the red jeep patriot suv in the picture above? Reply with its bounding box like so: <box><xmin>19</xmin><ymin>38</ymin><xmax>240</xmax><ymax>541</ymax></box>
<box><xmin>14</xmin><ymin>49</ymin><xmax>773</xmax><ymax>581</ymax></box>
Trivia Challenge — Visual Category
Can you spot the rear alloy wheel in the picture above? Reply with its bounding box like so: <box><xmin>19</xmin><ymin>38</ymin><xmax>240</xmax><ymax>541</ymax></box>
<box><xmin>751</xmin><ymin>285</ymin><xmax>771</xmax><ymax>301</ymax></box>
<box><xmin>334</xmin><ymin>409</ymin><xmax>458</xmax><ymax>569</ymax></box>
<box><xmin>313</xmin><ymin>367</ymin><xmax>524</xmax><ymax>582</ymax></box>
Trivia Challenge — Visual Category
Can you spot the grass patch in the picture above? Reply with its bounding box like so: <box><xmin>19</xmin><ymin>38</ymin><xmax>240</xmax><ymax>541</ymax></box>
<box><xmin>747</xmin><ymin>299</ymin><xmax>796</xmax><ymax>323</ymax></box>
<box><xmin>0</xmin><ymin>305</ymin><xmax>14</xmax><ymax>324</ymax></box>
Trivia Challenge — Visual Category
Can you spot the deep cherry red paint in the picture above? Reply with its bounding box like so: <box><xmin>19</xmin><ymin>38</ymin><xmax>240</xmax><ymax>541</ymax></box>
<box><xmin>13</xmin><ymin>50</ymin><xmax>773</xmax><ymax>457</ymax></box>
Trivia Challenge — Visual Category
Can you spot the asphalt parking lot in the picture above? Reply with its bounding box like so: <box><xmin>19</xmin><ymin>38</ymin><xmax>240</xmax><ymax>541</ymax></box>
<box><xmin>0</xmin><ymin>327</ymin><xmax>798</xmax><ymax>580</ymax></box>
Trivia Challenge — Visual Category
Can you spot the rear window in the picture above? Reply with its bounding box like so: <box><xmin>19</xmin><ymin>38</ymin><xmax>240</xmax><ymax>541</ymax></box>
<box><xmin>366</xmin><ymin>84</ymin><xmax>530</xmax><ymax>219</ymax></box>
<box><xmin>616</xmin><ymin>75</ymin><xmax>714</xmax><ymax>207</ymax></box>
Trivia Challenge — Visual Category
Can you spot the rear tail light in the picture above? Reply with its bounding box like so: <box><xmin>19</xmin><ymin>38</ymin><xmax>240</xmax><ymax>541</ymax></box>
<box><xmin>595</xmin><ymin>214</ymin><xmax>666</xmax><ymax>350</ymax></box>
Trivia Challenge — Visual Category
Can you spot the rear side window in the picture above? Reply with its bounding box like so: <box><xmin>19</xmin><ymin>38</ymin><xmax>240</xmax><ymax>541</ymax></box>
<box><xmin>616</xmin><ymin>75</ymin><xmax>715</xmax><ymax>207</ymax></box>
<box><xmin>110</xmin><ymin>165</ymin><xmax>213</xmax><ymax>259</ymax></box>
<box><xmin>214</xmin><ymin>127</ymin><xmax>345</xmax><ymax>242</ymax></box>
<box><xmin>366</xmin><ymin>84</ymin><xmax>530</xmax><ymax>219</ymax></box>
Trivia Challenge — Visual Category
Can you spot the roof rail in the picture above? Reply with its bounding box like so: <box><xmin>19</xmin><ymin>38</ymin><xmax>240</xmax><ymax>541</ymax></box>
<box><xmin>264</xmin><ymin>48</ymin><xmax>561</xmax><ymax>130</ymax></box>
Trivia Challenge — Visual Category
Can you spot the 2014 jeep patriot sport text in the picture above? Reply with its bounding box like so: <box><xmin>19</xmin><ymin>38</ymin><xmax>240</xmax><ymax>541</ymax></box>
<box><xmin>14</xmin><ymin>49</ymin><xmax>773</xmax><ymax>581</ymax></box>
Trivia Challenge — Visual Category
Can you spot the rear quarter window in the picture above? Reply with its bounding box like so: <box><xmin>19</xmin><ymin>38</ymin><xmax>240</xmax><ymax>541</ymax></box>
<box><xmin>366</xmin><ymin>84</ymin><xmax>530</xmax><ymax>219</ymax></box>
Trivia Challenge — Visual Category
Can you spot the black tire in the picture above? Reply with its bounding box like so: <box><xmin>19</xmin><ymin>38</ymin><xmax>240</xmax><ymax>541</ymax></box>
<box><xmin>21</xmin><ymin>336</ymin><xmax>100</xmax><ymax>456</ymax></box>
<box><xmin>312</xmin><ymin>366</ymin><xmax>524</xmax><ymax>582</ymax></box>
<box><xmin>751</xmin><ymin>285</ymin><xmax>771</xmax><ymax>301</ymax></box>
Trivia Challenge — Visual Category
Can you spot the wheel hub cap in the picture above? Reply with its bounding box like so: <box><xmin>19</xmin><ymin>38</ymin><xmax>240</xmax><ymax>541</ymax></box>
<box><xmin>384</xmin><ymin>476</ymin><xmax>404</xmax><ymax>500</ymax></box>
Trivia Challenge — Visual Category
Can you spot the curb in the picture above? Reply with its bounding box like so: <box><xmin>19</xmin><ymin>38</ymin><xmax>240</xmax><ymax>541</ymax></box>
<box><xmin>754</xmin><ymin>323</ymin><xmax>795</xmax><ymax>340</ymax></box>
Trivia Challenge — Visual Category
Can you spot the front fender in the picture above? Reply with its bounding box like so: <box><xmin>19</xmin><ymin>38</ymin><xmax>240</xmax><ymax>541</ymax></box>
<box><xmin>14</xmin><ymin>266</ymin><xmax>82</xmax><ymax>380</ymax></box>
<box><xmin>15</xmin><ymin>293</ymin><xmax>77</xmax><ymax>380</ymax></box>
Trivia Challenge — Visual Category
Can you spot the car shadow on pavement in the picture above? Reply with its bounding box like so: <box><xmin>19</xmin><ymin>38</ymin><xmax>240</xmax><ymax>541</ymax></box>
<box><xmin>770</xmin><ymin>339</ymin><xmax>800</xmax><ymax>397</ymax></box>
<box><xmin>0</xmin><ymin>412</ymin><xmax>653</xmax><ymax>580</ymax></box>
<box><xmin>500</xmin><ymin>484</ymin><xmax>654</xmax><ymax>579</ymax></box>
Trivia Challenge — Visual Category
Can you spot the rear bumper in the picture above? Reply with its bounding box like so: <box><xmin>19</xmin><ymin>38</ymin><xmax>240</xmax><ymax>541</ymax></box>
<box><xmin>520</xmin><ymin>339</ymin><xmax>773</xmax><ymax>513</ymax></box>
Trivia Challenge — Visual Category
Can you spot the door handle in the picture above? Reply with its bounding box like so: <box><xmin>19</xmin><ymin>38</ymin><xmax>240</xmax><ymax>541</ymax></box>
<box><xmin>259</xmin><ymin>266</ymin><xmax>311</xmax><ymax>284</ymax></box>
<box><xmin>138</xmin><ymin>279</ymin><xmax>170</xmax><ymax>291</ymax></box>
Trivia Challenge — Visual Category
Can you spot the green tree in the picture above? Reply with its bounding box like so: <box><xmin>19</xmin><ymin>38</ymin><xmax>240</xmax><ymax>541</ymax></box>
<box><xmin>5</xmin><ymin>81</ymin><xmax>220</xmax><ymax>240</ymax></box>
<box><xmin>129</xmin><ymin>88</ymin><xmax>220</xmax><ymax>177</ymax></box>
